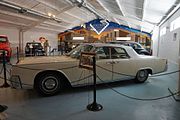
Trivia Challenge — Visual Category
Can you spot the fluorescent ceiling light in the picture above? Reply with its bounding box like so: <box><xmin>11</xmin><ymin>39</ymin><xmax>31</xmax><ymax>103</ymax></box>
<box><xmin>48</xmin><ymin>13</ymin><xmax>52</xmax><ymax>16</ymax></box>
<box><xmin>52</xmin><ymin>15</ymin><xmax>56</xmax><ymax>18</ymax></box>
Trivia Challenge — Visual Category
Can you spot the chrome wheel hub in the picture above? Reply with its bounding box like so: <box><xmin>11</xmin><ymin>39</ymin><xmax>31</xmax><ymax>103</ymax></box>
<box><xmin>139</xmin><ymin>71</ymin><xmax>145</xmax><ymax>77</ymax></box>
<box><xmin>42</xmin><ymin>76</ymin><xmax>58</xmax><ymax>91</ymax></box>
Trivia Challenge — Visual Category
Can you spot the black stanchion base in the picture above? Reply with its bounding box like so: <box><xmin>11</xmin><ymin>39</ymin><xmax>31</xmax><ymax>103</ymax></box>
<box><xmin>0</xmin><ymin>82</ymin><xmax>10</xmax><ymax>88</ymax></box>
<box><xmin>87</xmin><ymin>102</ymin><xmax>103</xmax><ymax>111</ymax></box>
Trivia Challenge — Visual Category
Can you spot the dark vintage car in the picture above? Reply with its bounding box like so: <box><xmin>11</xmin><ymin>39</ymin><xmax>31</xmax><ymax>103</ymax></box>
<box><xmin>25</xmin><ymin>42</ymin><xmax>45</xmax><ymax>56</ymax></box>
<box><xmin>108</xmin><ymin>41</ymin><xmax>151</xmax><ymax>55</ymax></box>
<box><xmin>0</xmin><ymin>35</ymin><xmax>12</xmax><ymax>62</ymax></box>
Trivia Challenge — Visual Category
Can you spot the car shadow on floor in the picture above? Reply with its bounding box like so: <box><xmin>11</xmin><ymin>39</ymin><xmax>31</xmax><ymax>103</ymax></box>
<box><xmin>62</xmin><ymin>79</ymin><xmax>136</xmax><ymax>95</ymax></box>
<box><xmin>0</xmin><ymin>78</ymin><xmax>143</xmax><ymax>101</ymax></box>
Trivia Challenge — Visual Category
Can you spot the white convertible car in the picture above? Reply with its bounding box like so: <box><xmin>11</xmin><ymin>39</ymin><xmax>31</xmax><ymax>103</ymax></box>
<box><xmin>10</xmin><ymin>43</ymin><xmax>167</xmax><ymax>96</ymax></box>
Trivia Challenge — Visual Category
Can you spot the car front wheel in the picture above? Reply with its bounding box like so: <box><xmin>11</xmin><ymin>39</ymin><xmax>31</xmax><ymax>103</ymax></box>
<box><xmin>134</xmin><ymin>69</ymin><xmax>149</xmax><ymax>83</ymax></box>
<box><xmin>35</xmin><ymin>73</ymin><xmax>62</xmax><ymax>96</ymax></box>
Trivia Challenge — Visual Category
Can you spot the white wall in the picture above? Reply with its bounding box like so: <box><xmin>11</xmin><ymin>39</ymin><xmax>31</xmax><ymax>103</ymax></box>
<box><xmin>152</xmin><ymin>26</ymin><xmax>160</xmax><ymax>56</ymax></box>
<box><xmin>154</xmin><ymin>8</ymin><xmax>180</xmax><ymax>63</ymax></box>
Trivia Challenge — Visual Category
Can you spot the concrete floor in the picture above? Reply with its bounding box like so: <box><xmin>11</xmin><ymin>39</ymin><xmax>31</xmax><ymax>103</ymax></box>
<box><xmin>0</xmin><ymin>59</ymin><xmax>180</xmax><ymax>120</ymax></box>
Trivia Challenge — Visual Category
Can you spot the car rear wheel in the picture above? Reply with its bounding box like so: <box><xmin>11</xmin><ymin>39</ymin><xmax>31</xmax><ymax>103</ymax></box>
<box><xmin>134</xmin><ymin>69</ymin><xmax>149</xmax><ymax>83</ymax></box>
<box><xmin>34</xmin><ymin>73</ymin><xmax>62</xmax><ymax>96</ymax></box>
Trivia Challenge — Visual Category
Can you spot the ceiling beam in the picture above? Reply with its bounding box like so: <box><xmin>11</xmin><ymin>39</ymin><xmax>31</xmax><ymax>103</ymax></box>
<box><xmin>115</xmin><ymin>0</ymin><xmax>125</xmax><ymax>16</ymax></box>
<box><xmin>0</xmin><ymin>9</ymin><xmax>39</xmax><ymax>22</ymax></box>
<box><xmin>0</xmin><ymin>9</ymin><xmax>48</xmax><ymax>31</ymax></box>
<box><xmin>96</xmin><ymin>0</ymin><xmax>110</xmax><ymax>12</ymax></box>
<box><xmin>21</xmin><ymin>19</ymin><xmax>46</xmax><ymax>32</ymax></box>
<box><xmin>65</xmin><ymin>11</ymin><xmax>87</xmax><ymax>22</ymax></box>
<box><xmin>99</xmin><ymin>10</ymin><xmax>154</xmax><ymax>30</ymax></box>
<box><xmin>115</xmin><ymin>0</ymin><xmax>133</xmax><ymax>28</ymax></box>
<box><xmin>34</xmin><ymin>0</ymin><xmax>79</xmax><ymax>18</ymax></box>
<box><xmin>34</xmin><ymin>0</ymin><xmax>79</xmax><ymax>24</ymax></box>
<box><xmin>34</xmin><ymin>0</ymin><xmax>60</xmax><ymax>12</ymax></box>
<box><xmin>0</xmin><ymin>19</ymin><xmax>29</xmax><ymax>27</ymax></box>
<box><xmin>0</xmin><ymin>0</ymin><xmax>65</xmax><ymax>24</ymax></box>
<box><xmin>35</xmin><ymin>26</ymin><xmax>63</xmax><ymax>33</ymax></box>
<box><xmin>141</xmin><ymin>0</ymin><xmax>147</xmax><ymax>31</ymax></box>
<box><xmin>67</xmin><ymin>0</ymin><xmax>104</xmax><ymax>19</ymax></box>
<box><xmin>43</xmin><ymin>21</ymin><xmax>68</xmax><ymax>29</ymax></box>
<box><xmin>96</xmin><ymin>0</ymin><xmax>128</xmax><ymax>26</ymax></box>
<box><xmin>159</xmin><ymin>2</ymin><xmax>180</xmax><ymax>26</ymax></box>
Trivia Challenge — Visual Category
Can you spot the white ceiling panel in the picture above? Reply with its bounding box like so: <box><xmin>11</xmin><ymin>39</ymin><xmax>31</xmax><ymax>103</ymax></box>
<box><xmin>121</xmin><ymin>0</ymin><xmax>144</xmax><ymax>19</ymax></box>
<box><xmin>32</xmin><ymin>3</ymin><xmax>58</xmax><ymax>15</ymax></box>
<box><xmin>5</xmin><ymin>0</ymin><xmax>39</xmax><ymax>9</ymax></box>
<box><xmin>0</xmin><ymin>0</ymin><xmax>179</xmax><ymax>33</ymax></box>
<box><xmin>96</xmin><ymin>0</ymin><xmax>123</xmax><ymax>15</ymax></box>
<box><xmin>0</xmin><ymin>13</ymin><xmax>36</xmax><ymax>25</ymax></box>
<box><xmin>143</xmin><ymin>0</ymin><xmax>177</xmax><ymax>23</ymax></box>
<box><xmin>65</xmin><ymin>7</ymin><xmax>95</xmax><ymax>22</ymax></box>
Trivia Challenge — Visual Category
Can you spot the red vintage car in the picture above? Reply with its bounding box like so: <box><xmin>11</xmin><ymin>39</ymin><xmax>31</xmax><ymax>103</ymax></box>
<box><xmin>0</xmin><ymin>35</ymin><xmax>12</xmax><ymax>62</ymax></box>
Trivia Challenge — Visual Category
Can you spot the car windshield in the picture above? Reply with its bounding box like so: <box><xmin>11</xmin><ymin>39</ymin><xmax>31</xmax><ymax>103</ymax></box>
<box><xmin>129</xmin><ymin>43</ymin><xmax>142</xmax><ymax>49</ymax></box>
<box><xmin>0</xmin><ymin>37</ymin><xmax>7</xmax><ymax>42</ymax></box>
<box><xmin>27</xmin><ymin>43</ymin><xmax>42</xmax><ymax>48</ymax></box>
<box><xmin>67</xmin><ymin>44</ymin><xmax>93</xmax><ymax>59</ymax></box>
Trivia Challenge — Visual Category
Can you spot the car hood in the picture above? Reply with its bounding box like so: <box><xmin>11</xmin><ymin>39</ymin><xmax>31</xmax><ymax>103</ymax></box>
<box><xmin>18</xmin><ymin>56</ymin><xmax>78</xmax><ymax>65</ymax></box>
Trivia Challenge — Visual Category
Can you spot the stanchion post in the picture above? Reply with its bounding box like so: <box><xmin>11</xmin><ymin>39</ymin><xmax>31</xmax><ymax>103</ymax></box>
<box><xmin>16</xmin><ymin>47</ymin><xmax>19</xmax><ymax>64</ymax></box>
<box><xmin>0</xmin><ymin>51</ymin><xmax>10</xmax><ymax>88</ymax></box>
<box><xmin>178</xmin><ymin>57</ymin><xmax>180</xmax><ymax>95</ymax></box>
<box><xmin>87</xmin><ymin>56</ymin><xmax>103</xmax><ymax>111</ymax></box>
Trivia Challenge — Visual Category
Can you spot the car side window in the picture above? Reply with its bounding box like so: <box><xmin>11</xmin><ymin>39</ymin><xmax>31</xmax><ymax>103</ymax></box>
<box><xmin>95</xmin><ymin>47</ymin><xmax>110</xmax><ymax>59</ymax></box>
<box><xmin>110</xmin><ymin>47</ymin><xmax>129</xmax><ymax>59</ymax></box>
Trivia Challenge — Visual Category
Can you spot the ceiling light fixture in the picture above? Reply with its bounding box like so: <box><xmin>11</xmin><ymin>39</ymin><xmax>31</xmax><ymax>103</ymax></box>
<box><xmin>18</xmin><ymin>8</ymin><xmax>27</xmax><ymax>14</ymax></box>
<box><xmin>48</xmin><ymin>13</ymin><xmax>52</xmax><ymax>16</ymax></box>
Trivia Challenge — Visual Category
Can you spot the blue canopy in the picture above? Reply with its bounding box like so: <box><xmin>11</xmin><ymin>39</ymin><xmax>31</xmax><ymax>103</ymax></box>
<box><xmin>61</xmin><ymin>19</ymin><xmax>151</xmax><ymax>37</ymax></box>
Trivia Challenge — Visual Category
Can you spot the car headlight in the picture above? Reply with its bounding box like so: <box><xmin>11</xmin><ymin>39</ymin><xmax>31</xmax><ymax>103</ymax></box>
<box><xmin>0</xmin><ymin>50</ymin><xmax>8</xmax><ymax>56</ymax></box>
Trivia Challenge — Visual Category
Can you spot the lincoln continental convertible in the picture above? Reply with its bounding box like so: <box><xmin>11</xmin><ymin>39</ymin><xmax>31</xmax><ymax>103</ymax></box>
<box><xmin>10</xmin><ymin>43</ymin><xmax>167</xmax><ymax>96</ymax></box>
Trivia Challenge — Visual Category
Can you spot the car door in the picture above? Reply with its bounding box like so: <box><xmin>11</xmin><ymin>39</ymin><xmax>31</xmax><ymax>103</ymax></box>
<box><xmin>68</xmin><ymin>45</ymin><xmax>94</xmax><ymax>86</ymax></box>
<box><xmin>110</xmin><ymin>47</ymin><xmax>136</xmax><ymax>81</ymax></box>
<box><xmin>95</xmin><ymin>46</ymin><xmax>113</xmax><ymax>83</ymax></box>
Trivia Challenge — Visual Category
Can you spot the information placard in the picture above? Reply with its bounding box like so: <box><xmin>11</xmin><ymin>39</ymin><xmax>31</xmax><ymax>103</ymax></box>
<box><xmin>79</xmin><ymin>52</ymin><xmax>96</xmax><ymax>70</ymax></box>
